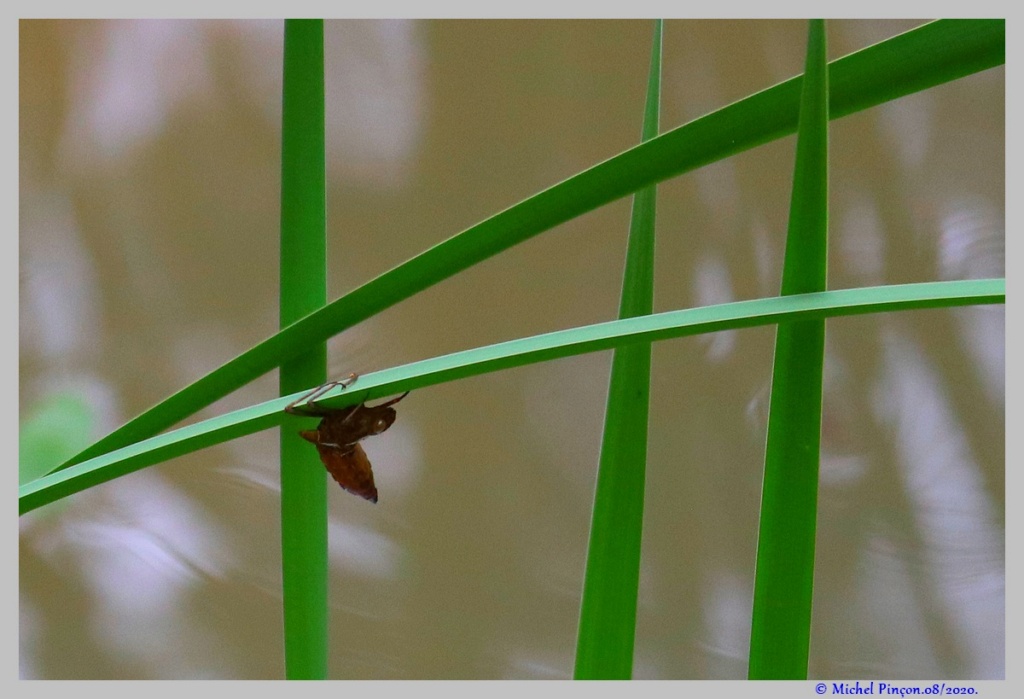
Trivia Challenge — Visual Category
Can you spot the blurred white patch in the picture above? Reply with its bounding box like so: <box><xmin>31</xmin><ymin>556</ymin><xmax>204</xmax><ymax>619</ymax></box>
<box><xmin>694</xmin><ymin>159</ymin><xmax>741</xmax><ymax>227</ymax></box>
<box><xmin>842</xmin><ymin>19</ymin><xmax>921</xmax><ymax>48</ymax></box>
<box><xmin>20</xmin><ymin>186</ymin><xmax>101</xmax><ymax>364</ymax></box>
<box><xmin>632</xmin><ymin>654</ymin><xmax>663</xmax><ymax>680</ymax></box>
<box><xmin>672</xmin><ymin>36</ymin><xmax>723</xmax><ymax>122</ymax></box>
<box><xmin>171</xmin><ymin>321</ymin><xmax>254</xmax><ymax>413</ymax></box>
<box><xmin>218</xmin><ymin>20</ymin><xmax>283</xmax><ymax>126</ymax></box>
<box><xmin>744</xmin><ymin>382</ymin><xmax>770</xmax><ymax>443</ymax></box>
<box><xmin>325</xmin><ymin>20</ymin><xmax>425</xmax><ymax>188</ymax></box>
<box><xmin>954</xmin><ymin>306</ymin><xmax>1004</xmax><ymax>405</ymax></box>
<box><xmin>837</xmin><ymin>194</ymin><xmax>886</xmax><ymax>284</ymax></box>
<box><xmin>873</xmin><ymin>330</ymin><xmax>1004</xmax><ymax>678</ymax></box>
<box><xmin>219</xmin><ymin>461</ymin><xmax>280</xmax><ymax>495</ymax></box>
<box><xmin>699</xmin><ymin>569</ymin><xmax>750</xmax><ymax>677</ymax></box>
<box><xmin>503</xmin><ymin>652</ymin><xmax>571</xmax><ymax>680</ymax></box>
<box><xmin>61</xmin><ymin>20</ymin><xmax>215</xmax><ymax>170</ymax></box>
<box><xmin>363</xmin><ymin>418</ymin><xmax>421</xmax><ymax>502</ymax></box>
<box><xmin>755</xmin><ymin>22</ymin><xmax>806</xmax><ymax>84</ymax></box>
<box><xmin>854</xmin><ymin>542</ymin><xmax>942</xmax><ymax>676</ymax></box>
<box><xmin>28</xmin><ymin>472</ymin><xmax>234</xmax><ymax>676</ymax></box>
<box><xmin>227</xmin><ymin>19</ymin><xmax>425</xmax><ymax>189</ymax></box>
<box><xmin>19</xmin><ymin>180</ymin><xmax>122</xmax><ymax>446</ymax></box>
<box><xmin>216</xmin><ymin>425</ymin><xmax>281</xmax><ymax>498</ymax></box>
<box><xmin>936</xmin><ymin>197</ymin><xmax>1004</xmax><ymax>404</ymax></box>
<box><xmin>59</xmin><ymin>19</ymin><xmax>424</xmax><ymax>189</ymax></box>
<box><xmin>937</xmin><ymin>197</ymin><xmax>1004</xmax><ymax>281</ymax></box>
<box><xmin>326</xmin><ymin>317</ymin><xmax>403</xmax><ymax>379</ymax></box>
<box><xmin>750</xmin><ymin>217</ymin><xmax>778</xmax><ymax>295</ymax></box>
<box><xmin>876</xmin><ymin>91</ymin><xmax>935</xmax><ymax>170</ymax></box>
<box><xmin>522</xmin><ymin>355</ymin><xmax>607</xmax><ymax>498</ymax></box>
<box><xmin>692</xmin><ymin>254</ymin><xmax>736</xmax><ymax>362</ymax></box>
<box><xmin>327</xmin><ymin>519</ymin><xmax>404</xmax><ymax>580</ymax></box>
<box><xmin>19</xmin><ymin>600</ymin><xmax>40</xmax><ymax>679</ymax></box>
<box><xmin>820</xmin><ymin>453</ymin><xmax>868</xmax><ymax>488</ymax></box>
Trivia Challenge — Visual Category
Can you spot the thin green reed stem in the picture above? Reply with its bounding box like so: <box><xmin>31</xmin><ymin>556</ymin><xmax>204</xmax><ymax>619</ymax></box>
<box><xmin>19</xmin><ymin>280</ymin><xmax>1004</xmax><ymax>517</ymax></box>
<box><xmin>575</xmin><ymin>20</ymin><xmax>661</xmax><ymax>680</ymax></box>
<box><xmin>749</xmin><ymin>19</ymin><xmax>829</xmax><ymax>680</ymax></box>
<box><xmin>279</xmin><ymin>19</ymin><xmax>328</xmax><ymax>680</ymax></box>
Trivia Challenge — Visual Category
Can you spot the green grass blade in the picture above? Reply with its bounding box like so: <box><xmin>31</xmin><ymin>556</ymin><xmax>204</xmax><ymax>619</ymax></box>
<box><xmin>749</xmin><ymin>19</ymin><xmax>829</xmax><ymax>680</ymax></box>
<box><xmin>20</xmin><ymin>280</ymin><xmax>1003</xmax><ymax>516</ymax></box>
<box><xmin>575</xmin><ymin>19</ymin><xmax>661</xmax><ymax>680</ymax></box>
<box><xmin>278</xmin><ymin>19</ymin><xmax>329</xmax><ymax>680</ymax></box>
<box><xmin>54</xmin><ymin>20</ymin><xmax>1005</xmax><ymax>474</ymax></box>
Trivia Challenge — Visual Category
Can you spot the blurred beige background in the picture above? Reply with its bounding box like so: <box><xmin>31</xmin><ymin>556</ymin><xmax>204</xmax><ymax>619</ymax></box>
<box><xmin>19</xmin><ymin>19</ymin><xmax>1004</xmax><ymax>679</ymax></box>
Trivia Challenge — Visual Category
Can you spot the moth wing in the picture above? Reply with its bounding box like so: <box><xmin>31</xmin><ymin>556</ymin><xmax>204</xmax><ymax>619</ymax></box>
<box><xmin>315</xmin><ymin>442</ymin><xmax>378</xmax><ymax>504</ymax></box>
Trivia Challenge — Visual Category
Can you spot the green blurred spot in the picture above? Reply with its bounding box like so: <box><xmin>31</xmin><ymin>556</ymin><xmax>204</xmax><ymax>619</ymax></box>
<box><xmin>20</xmin><ymin>393</ymin><xmax>94</xmax><ymax>486</ymax></box>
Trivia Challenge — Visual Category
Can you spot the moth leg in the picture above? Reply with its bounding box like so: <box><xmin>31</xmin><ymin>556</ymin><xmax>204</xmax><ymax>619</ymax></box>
<box><xmin>308</xmin><ymin>373</ymin><xmax>359</xmax><ymax>413</ymax></box>
<box><xmin>339</xmin><ymin>401</ymin><xmax>363</xmax><ymax>426</ymax></box>
<box><xmin>285</xmin><ymin>382</ymin><xmax>335</xmax><ymax>416</ymax></box>
<box><xmin>284</xmin><ymin>373</ymin><xmax>359</xmax><ymax>416</ymax></box>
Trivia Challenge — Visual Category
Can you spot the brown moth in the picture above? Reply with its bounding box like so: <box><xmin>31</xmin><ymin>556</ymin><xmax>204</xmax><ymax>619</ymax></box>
<box><xmin>284</xmin><ymin>373</ymin><xmax>409</xmax><ymax>503</ymax></box>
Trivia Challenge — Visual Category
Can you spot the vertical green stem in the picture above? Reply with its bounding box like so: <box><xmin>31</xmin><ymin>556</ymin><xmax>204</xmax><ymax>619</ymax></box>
<box><xmin>279</xmin><ymin>19</ymin><xmax>328</xmax><ymax>680</ymax></box>
<box><xmin>575</xmin><ymin>19</ymin><xmax>662</xmax><ymax>680</ymax></box>
<box><xmin>748</xmin><ymin>19</ymin><xmax>829</xmax><ymax>680</ymax></box>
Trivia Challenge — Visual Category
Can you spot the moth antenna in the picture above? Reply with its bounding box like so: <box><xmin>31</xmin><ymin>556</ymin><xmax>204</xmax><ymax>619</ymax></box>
<box><xmin>374</xmin><ymin>391</ymin><xmax>410</xmax><ymax>409</ymax></box>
